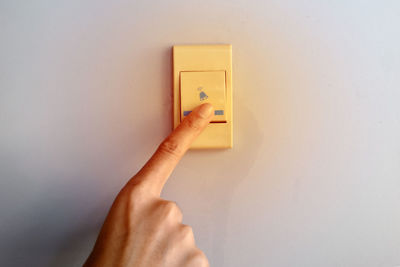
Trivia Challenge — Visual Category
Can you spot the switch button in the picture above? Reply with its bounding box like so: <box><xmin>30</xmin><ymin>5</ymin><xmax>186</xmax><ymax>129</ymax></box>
<box><xmin>180</xmin><ymin>71</ymin><xmax>226</xmax><ymax>122</ymax></box>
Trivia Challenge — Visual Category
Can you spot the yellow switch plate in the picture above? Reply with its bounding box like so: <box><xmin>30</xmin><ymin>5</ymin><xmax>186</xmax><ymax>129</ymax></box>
<box><xmin>173</xmin><ymin>44</ymin><xmax>233</xmax><ymax>149</ymax></box>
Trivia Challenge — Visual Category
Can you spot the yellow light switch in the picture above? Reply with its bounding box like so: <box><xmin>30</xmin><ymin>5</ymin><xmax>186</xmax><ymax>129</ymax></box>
<box><xmin>173</xmin><ymin>44</ymin><xmax>233</xmax><ymax>149</ymax></box>
<box><xmin>180</xmin><ymin>71</ymin><xmax>226</xmax><ymax>122</ymax></box>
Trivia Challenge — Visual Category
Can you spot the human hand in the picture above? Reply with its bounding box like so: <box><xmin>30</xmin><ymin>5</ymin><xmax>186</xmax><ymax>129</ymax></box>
<box><xmin>83</xmin><ymin>103</ymin><xmax>214</xmax><ymax>267</ymax></box>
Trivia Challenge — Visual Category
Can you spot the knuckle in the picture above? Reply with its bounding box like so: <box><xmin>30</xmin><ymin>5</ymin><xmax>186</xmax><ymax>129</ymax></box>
<box><xmin>124</xmin><ymin>181</ymin><xmax>146</xmax><ymax>201</ymax></box>
<box><xmin>123</xmin><ymin>188</ymin><xmax>143</xmax><ymax>212</ymax></box>
<box><xmin>117</xmin><ymin>186</ymin><xmax>137</xmax><ymax>206</ymax></box>
<box><xmin>124</xmin><ymin>182</ymin><xmax>143</xmax><ymax>197</ymax></box>
<box><xmin>158</xmin><ymin>138</ymin><xmax>182</xmax><ymax>158</ymax></box>
<box><xmin>122</xmin><ymin>176</ymin><xmax>148</xmax><ymax>198</ymax></box>
<box><xmin>188</xmin><ymin>249</ymin><xmax>209</xmax><ymax>266</ymax></box>
<box><xmin>159</xmin><ymin>200</ymin><xmax>180</xmax><ymax>219</ymax></box>
<box><xmin>181</xmin><ymin>224</ymin><xmax>193</xmax><ymax>237</ymax></box>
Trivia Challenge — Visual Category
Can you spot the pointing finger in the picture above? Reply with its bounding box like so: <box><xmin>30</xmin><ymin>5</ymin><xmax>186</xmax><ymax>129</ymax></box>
<box><xmin>133</xmin><ymin>103</ymin><xmax>214</xmax><ymax>196</ymax></box>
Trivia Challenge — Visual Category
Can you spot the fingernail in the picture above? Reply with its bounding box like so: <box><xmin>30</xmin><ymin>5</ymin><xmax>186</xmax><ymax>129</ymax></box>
<box><xmin>197</xmin><ymin>103</ymin><xmax>214</xmax><ymax>118</ymax></box>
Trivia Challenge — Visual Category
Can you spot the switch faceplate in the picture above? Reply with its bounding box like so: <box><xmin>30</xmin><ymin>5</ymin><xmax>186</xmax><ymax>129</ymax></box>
<box><xmin>180</xmin><ymin>71</ymin><xmax>226</xmax><ymax>123</ymax></box>
<box><xmin>173</xmin><ymin>45</ymin><xmax>233</xmax><ymax>149</ymax></box>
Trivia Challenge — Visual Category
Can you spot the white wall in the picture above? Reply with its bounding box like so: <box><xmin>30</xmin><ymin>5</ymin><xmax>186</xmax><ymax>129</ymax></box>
<box><xmin>1</xmin><ymin>1</ymin><xmax>399</xmax><ymax>266</ymax></box>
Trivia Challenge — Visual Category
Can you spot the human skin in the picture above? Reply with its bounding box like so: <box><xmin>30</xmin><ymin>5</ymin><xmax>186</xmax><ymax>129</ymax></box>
<box><xmin>84</xmin><ymin>103</ymin><xmax>214</xmax><ymax>267</ymax></box>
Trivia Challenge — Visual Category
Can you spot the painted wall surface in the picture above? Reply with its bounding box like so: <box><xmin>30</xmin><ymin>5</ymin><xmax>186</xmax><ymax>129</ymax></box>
<box><xmin>1</xmin><ymin>1</ymin><xmax>400</xmax><ymax>266</ymax></box>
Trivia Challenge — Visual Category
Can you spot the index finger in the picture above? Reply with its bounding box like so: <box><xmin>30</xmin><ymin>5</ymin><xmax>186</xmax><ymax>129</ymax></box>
<box><xmin>134</xmin><ymin>103</ymin><xmax>214</xmax><ymax>196</ymax></box>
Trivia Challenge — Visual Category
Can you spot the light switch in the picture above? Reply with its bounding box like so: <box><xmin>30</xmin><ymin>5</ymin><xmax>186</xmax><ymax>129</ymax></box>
<box><xmin>180</xmin><ymin>71</ymin><xmax>226</xmax><ymax>122</ymax></box>
<box><xmin>173</xmin><ymin>44</ymin><xmax>233</xmax><ymax>149</ymax></box>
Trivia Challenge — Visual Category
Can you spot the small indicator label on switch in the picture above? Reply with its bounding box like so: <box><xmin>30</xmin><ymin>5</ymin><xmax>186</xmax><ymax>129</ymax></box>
<box><xmin>183</xmin><ymin>110</ymin><xmax>224</xmax><ymax>117</ymax></box>
<box><xmin>199</xmin><ymin>91</ymin><xmax>208</xmax><ymax>101</ymax></box>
